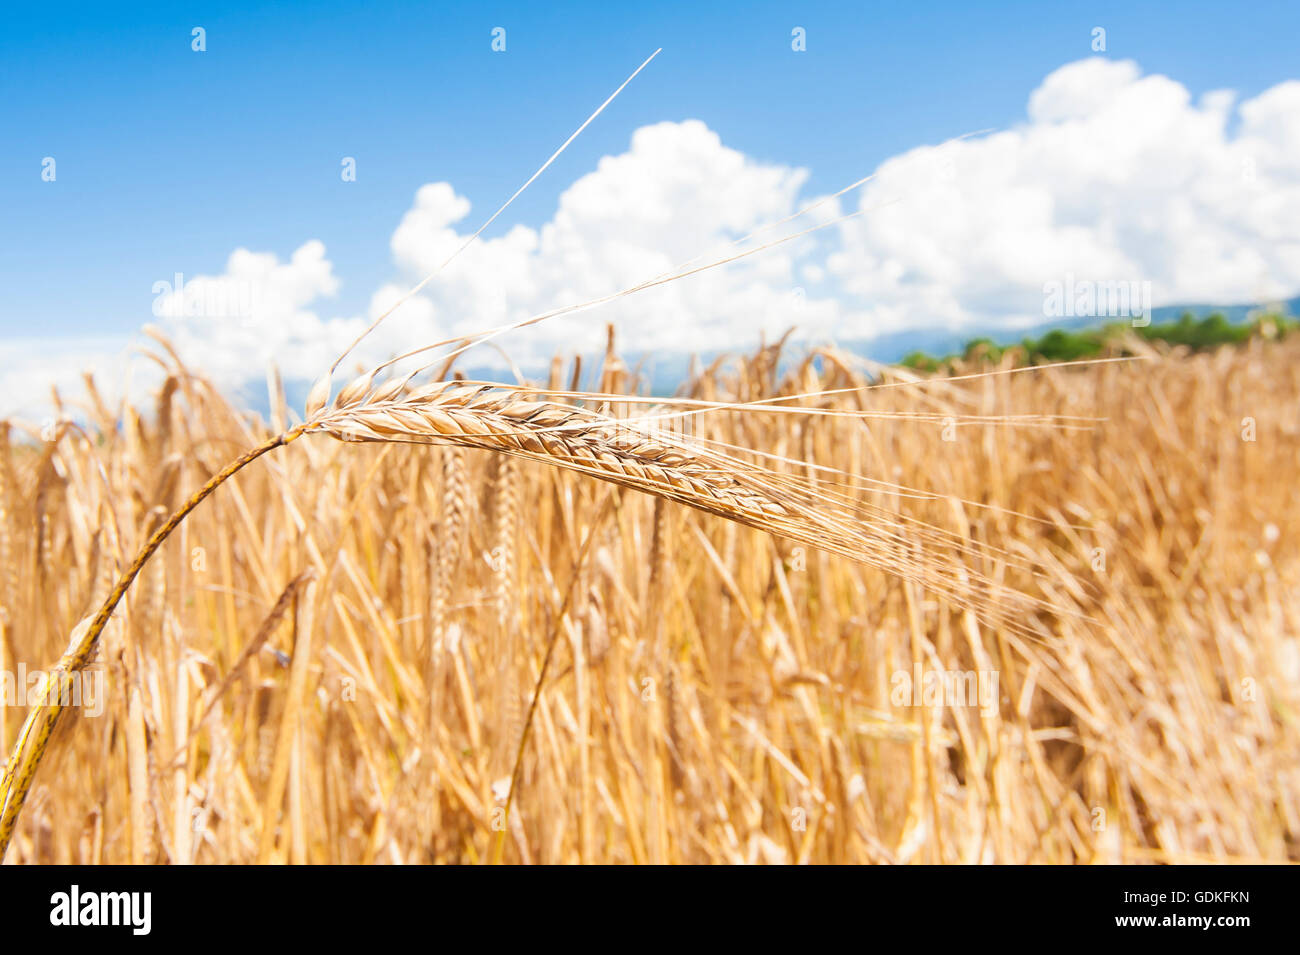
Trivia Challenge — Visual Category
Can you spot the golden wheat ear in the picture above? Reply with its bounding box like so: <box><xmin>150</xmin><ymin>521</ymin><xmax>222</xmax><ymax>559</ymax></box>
<box><xmin>304</xmin><ymin>376</ymin><xmax>1063</xmax><ymax>638</ymax></box>
<box><xmin>0</xmin><ymin>51</ymin><xmax>683</xmax><ymax>857</ymax></box>
<box><xmin>0</xmin><ymin>50</ymin><xmax>1085</xmax><ymax>862</ymax></box>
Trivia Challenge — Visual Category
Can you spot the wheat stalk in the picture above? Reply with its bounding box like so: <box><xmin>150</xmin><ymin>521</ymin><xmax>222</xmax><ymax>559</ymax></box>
<box><xmin>0</xmin><ymin>432</ymin><xmax>291</xmax><ymax>851</ymax></box>
<box><xmin>0</xmin><ymin>346</ymin><xmax>1059</xmax><ymax>857</ymax></box>
<box><xmin>0</xmin><ymin>53</ymin><xmax>1054</xmax><ymax>859</ymax></box>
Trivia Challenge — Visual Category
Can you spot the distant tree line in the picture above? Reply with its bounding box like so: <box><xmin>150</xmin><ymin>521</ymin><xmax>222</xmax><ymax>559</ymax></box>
<box><xmin>899</xmin><ymin>311</ymin><xmax>1298</xmax><ymax>371</ymax></box>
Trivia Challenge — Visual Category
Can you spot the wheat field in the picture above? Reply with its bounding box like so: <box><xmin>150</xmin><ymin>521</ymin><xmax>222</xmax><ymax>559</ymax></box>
<box><xmin>0</xmin><ymin>329</ymin><xmax>1296</xmax><ymax>864</ymax></box>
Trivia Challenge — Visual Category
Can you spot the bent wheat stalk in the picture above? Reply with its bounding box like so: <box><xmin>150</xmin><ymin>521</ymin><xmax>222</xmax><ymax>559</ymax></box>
<box><xmin>1</xmin><ymin>49</ymin><xmax>672</xmax><ymax>856</ymax></box>
<box><xmin>0</xmin><ymin>364</ymin><xmax>1056</xmax><ymax>857</ymax></box>
<box><xmin>0</xmin><ymin>53</ymin><xmax>1052</xmax><ymax>859</ymax></box>
<box><xmin>0</xmin><ymin>432</ymin><xmax>291</xmax><ymax>852</ymax></box>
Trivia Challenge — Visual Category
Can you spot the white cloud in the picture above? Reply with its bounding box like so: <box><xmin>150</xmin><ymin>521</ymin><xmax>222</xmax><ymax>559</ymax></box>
<box><xmin>0</xmin><ymin>335</ymin><xmax>144</xmax><ymax>420</ymax></box>
<box><xmin>830</xmin><ymin>58</ymin><xmax>1300</xmax><ymax>332</ymax></box>
<box><xmin>7</xmin><ymin>58</ymin><xmax>1300</xmax><ymax>414</ymax></box>
<box><xmin>154</xmin><ymin>239</ymin><xmax>362</xmax><ymax>387</ymax></box>
<box><xmin>0</xmin><ymin>241</ymin><xmax>366</xmax><ymax>417</ymax></box>
<box><xmin>378</xmin><ymin>119</ymin><xmax>839</xmax><ymax>365</ymax></box>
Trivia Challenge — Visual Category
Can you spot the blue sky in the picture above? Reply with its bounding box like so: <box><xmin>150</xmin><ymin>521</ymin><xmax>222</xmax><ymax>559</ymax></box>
<box><xmin>2</xmin><ymin>1</ymin><xmax>1299</xmax><ymax>406</ymax></box>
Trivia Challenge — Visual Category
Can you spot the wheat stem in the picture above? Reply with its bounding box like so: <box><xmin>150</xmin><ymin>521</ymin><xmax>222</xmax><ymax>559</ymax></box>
<box><xmin>0</xmin><ymin>430</ymin><xmax>293</xmax><ymax>858</ymax></box>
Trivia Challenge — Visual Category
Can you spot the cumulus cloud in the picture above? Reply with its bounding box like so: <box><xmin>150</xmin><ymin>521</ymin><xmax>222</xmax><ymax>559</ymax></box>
<box><xmin>0</xmin><ymin>335</ymin><xmax>143</xmax><ymax>419</ymax></box>
<box><xmin>154</xmin><ymin>239</ymin><xmax>362</xmax><ymax>388</ymax></box>
<box><xmin>375</xmin><ymin>59</ymin><xmax>1300</xmax><ymax>358</ymax></box>
<box><xmin>374</xmin><ymin>120</ymin><xmax>839</xmax><ymax>365</ymax></box>
<box><xmin>0</xmin><ymin>240</ymin><xmax>364</xmax><ymax>416</ymax></box>
<box><xmin>830</xmin><ymin>58</ymin><xmax>1300</xmax><ymax>332</ymax></box>
<box><xmin>8</xmin><ymin>58</ymin><xmax>1300</xmax><ymax>414</ymax></box>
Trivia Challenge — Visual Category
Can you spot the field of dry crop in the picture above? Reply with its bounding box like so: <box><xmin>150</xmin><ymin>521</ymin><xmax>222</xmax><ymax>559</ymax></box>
<box><xmin>0</xmin><ymin>331</ymin><xmax>1296</xmax><ymax>864</ymax></box>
